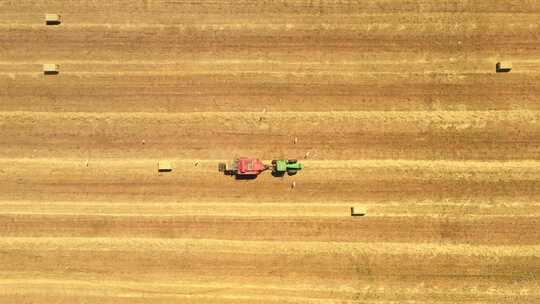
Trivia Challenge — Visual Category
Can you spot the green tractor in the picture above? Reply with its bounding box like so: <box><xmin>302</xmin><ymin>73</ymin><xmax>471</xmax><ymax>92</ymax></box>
<box><xmin>271</xmin><ymin>159</ymin><xmax>303</xmax><ymax>176</ymax></box>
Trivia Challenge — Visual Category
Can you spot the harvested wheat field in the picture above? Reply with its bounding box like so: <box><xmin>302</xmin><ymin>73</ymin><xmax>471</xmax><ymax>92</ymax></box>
<box><xmin>1</xmin><ymin>0</ymin><xmax>540</xmax><ymax>303</ymax></box>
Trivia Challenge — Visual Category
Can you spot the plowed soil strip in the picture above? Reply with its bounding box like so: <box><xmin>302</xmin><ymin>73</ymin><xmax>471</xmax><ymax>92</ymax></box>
<box><xmin>1</xmin><ymin>237</ymin><xmax>538</xmax><ymax>257</ymax></box>
<box><xmin>1</xmin><ymin>214</ymin><xmax>539</xmax><ymax>244</ymax></box>
<box><xmin>1</xmin><ymin>111</ymin><xmax>539</xmax><ymax>160</ymax></box>
<box><xmin>2</xmin><ymin>72</ymin><xmax>539</xmax><ymax>112</ymax></box>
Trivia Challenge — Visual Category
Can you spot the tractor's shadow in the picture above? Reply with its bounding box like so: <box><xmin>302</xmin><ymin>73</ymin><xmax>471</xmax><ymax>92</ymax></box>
<box><xmin>271</xmin><ymin>171</ymin><xmax>285</xmax><ymax>178</ymax></box>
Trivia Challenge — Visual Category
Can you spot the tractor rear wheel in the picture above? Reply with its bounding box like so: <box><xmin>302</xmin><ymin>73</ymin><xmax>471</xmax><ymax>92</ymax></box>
<box><xmin>287</xmin><ymin>170</ymin><xmax>297</xmax><ymax>176</ymax></box>
<box><xmin>271</xmin><ymin>160</ymin><xmax>277</xmax><ymax>165</ymax></box>
<box><xmin>288</xmin><ymin>159</ymin><xmax>297</xmax><ymax>164</ymax></box>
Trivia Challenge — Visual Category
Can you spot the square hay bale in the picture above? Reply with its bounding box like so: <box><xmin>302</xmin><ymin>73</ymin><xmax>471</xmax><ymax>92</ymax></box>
<box><xmin>158</xmin><ymin>161</ymin><xmax>173</xmax><ymax>172</ymax></box>
<box><xmin>496</xmin><ymin>62</ymin><xmax>512</xmax><ymax>73</ymax></box>
<box><xmin>43</xmin><ymin>64</ymin><xmax>59</xmax><ymax>75</ymax></box>
<box><xmin>350</xmin><ymin>206</ymin><xmax>366</xmax><ymax>217</ymax></box>
<box><xmin>45</xmin><ymin>14</ymin><xmax>62</xmax><ymax>25</ymax></box>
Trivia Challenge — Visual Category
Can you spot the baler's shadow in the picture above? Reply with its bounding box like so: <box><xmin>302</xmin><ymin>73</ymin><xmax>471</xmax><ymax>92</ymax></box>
<box><xmin>234</xmin><ymin>174</ymin><xmax>258</xmax><ymax>180</ymax></box>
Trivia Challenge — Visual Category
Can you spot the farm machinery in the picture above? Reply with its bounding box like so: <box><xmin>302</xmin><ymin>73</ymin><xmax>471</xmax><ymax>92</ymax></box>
<box><xmin>219</xmin><ymin>158</ymin><xmax>303</xmax><ymax>178</ymax></box>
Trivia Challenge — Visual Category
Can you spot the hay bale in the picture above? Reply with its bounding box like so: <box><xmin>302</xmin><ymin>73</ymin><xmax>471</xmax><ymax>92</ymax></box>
<box><xmin>350</xmin><ymin>207</ymin><xmax>366</xmax><ymax>216</ymax></box>
<box><xmin>496</xmin><ymin>62</ymin><xmax>512</xmax><ymax>73</ymax></box>
<box><xmin>43</xmin><ymin>64</ymin><xmax>59</xmax><ymax>75</ymax></box>
<box><xmin>158</xmin><ymin>161</ymin><xmax>173</xmax><ymax>172</ymax></box>
<box><xmin>45</xmin><ymin>14</ymin><xmax>62</xmax><ymax>25</ymax></box>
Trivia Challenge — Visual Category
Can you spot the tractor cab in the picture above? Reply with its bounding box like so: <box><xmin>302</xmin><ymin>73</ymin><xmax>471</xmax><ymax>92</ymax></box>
<box><xmin>271</xmin><ymin>159</ymin><xmax>303</xmax><ymax>176</ymax></box>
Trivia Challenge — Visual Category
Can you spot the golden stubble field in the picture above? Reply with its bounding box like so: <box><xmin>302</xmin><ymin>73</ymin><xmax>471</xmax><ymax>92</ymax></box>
<box><xmin>0</xmin><ymin>1</ymin><xmax>539</xmax><ymax>303</ymax></box>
